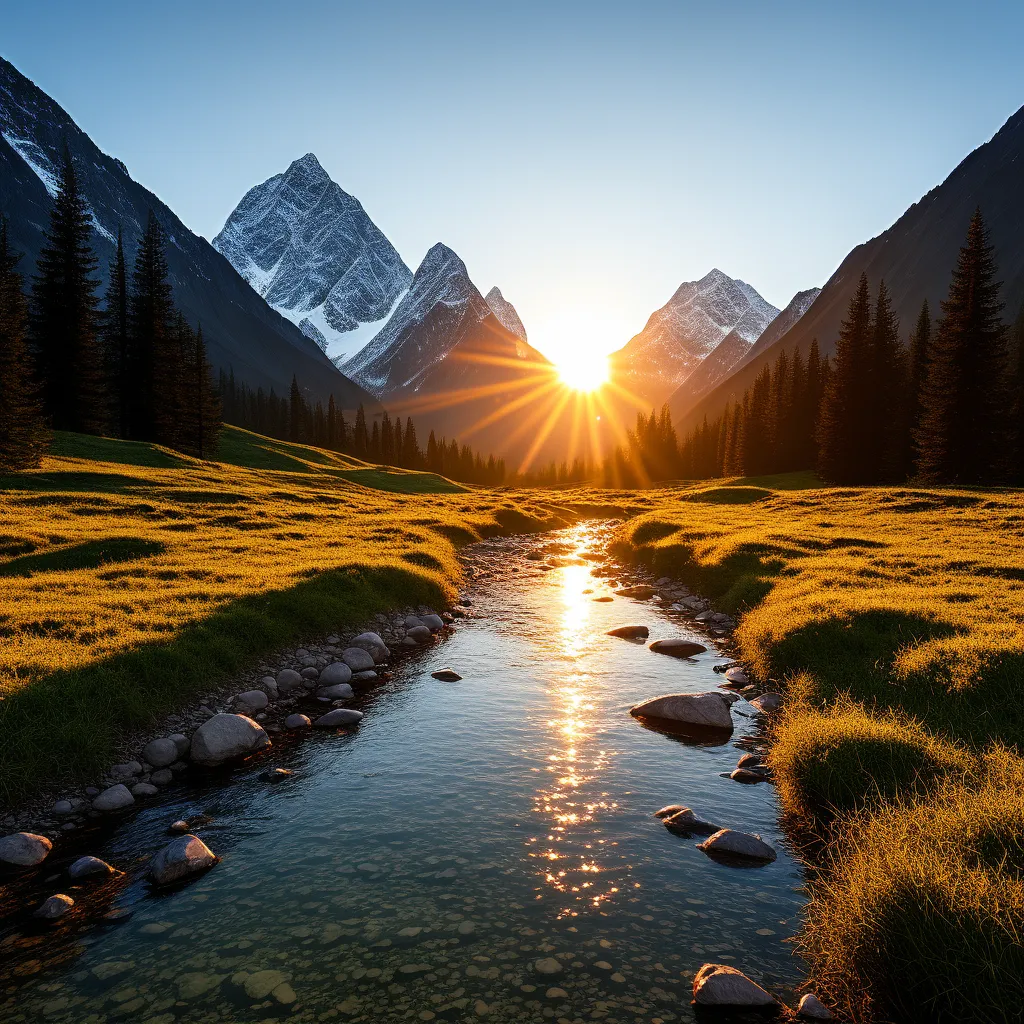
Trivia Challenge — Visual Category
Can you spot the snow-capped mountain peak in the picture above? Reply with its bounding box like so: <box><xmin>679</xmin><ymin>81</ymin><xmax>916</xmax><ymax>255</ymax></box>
<box><xmin>485</xmin><ymin>286</ymin><xmax>527</xmax><ymax>342</ymax></box>
<box><xmin>213</xmin><ymin>155</ymin><xmax>412</xmax><ymax>360</ymax></box>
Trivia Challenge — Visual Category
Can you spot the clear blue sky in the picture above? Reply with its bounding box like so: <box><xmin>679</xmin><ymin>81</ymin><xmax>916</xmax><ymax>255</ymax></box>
<box><xmin>4</xmin><ymin>1</ymin><xmax>1023</xmax><ymax>367</ymax></box>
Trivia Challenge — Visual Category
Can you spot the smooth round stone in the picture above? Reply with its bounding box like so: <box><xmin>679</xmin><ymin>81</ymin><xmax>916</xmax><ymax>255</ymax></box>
<box><xmin>725</xmin><ymin>667</ymin><xmax>749</xmax><ymax>685</ymax></box>
<box><xmin>142</xmin><ymin>737</ymin><xmax>179</xmax><ymax>768</ymax></box>
<box><xmin>0</xmin><ymin>832</ymin><xmax>52</xmax><ymax>867</ymax></box>
<box><xmin>352</xmin><ymin>670</ymin><xmax>377</xmax><ymax>684</ymax></box>
<box><xmin>431</xmin><ymin>668</ymin><xmax>462</xmax><ymax>681</ymax></box>
<box><xmin>235</xmin><ymin>690</ymin><xmax>269</xmax><ymax>712</ymax></box>
<box><xmin>169</xmin><ymin>733</ymin><xmax>190</xmax><ymax>757</ymax></box>
<box><xmin>53</xmin><ymin>800</ymin><xmax>76</xmax><ymax>816</ymax></box>
<box><xmin>93</xmin><ymin>784</ymin><xmax>135</xmax><ymax>812</ymax></box>
<box><xmin>341</xmin><ymin>647</ymin><xmax>375</xmax><ymax>673</ymax></box>
<box><xmin>276</xmin><ymin>669</ymin><xmax>303</xmax><ymax>692</ymax></box>
<box><xmin>169</xmin><ymin>820</ymin><xmax>189</xmax><ymax>834</ymax></box>
<box><xmin>750</xmin><ymin>692</ymin><xmax>784</xmax><ymax>713</ymax></box>
<box><xmin>109</xmin><ymin>760</ymin><xmax>143</xmax><ymax>779</ymax></box>
<box><xmin>351</xmin><ymin>631</ymin><xmax>390</xmax><ymax>662</ymax></box>
<box><xmin>404</xmin><ymin>614</ymin><xmax>425</xmax><ymax>628</ymax></box>
<box><xmin>648</xmin><ymin>638</ymin><xmax>708</xmax><ymax>658</ymax></box>
<box><xmin>654</xmin><ymin>804</ymin><xmax>685</xmax><ymax>819</ymax></box>
<box><xmin>285</xmin><ymin>713</ymin><xmax>311</xmax><ymax>729</ymax></box>
<box><xmin>616</xmin><ymin>584</ymin><xmax>657</xmax><ymax>599</ymax></box>
<box><xmin>798</xmin><ymin>993</ymin><xmax>833</xmax><ymax>1019</ymax></box>
<box><xmin>730</xmin><ymin>767</ymin><xmax>767</xmax><ymax>784</ymax></box>
<box><xmin>420</xmin><ymin>613</ymin><xmax>445</xmax><ymax>632</ymax></box>
<box><xmin>693</xmin><ymin>963</ymin><xmax>777</xmax><ymax>1007</ymax></box>
<box><xmin>300</xmin><ymin>666</ymin><xmax>320</xmax><ymax>680</ymax></box>
<box><xmin>261</xmin><ymin>675</ymin><xmax>278</xmax><ymax>691</ymax></box>
<box><xmin>697</xmin><ymin>829</ymin><xmax>777</xmax><ymax>862</ymax></box>
<box><xmin>132</xmin><ymin>782</ymin><xmax>159</xmax><ymax>797</ymax></box>
<box><xmin>320</xmin><ymin>661</ymin><xmax>353</xmax><ymax>686</ymax></box>
<box><xmin>630</xmin><ymin>692</ymin><xmax>734</xmax><ymax>730</ymax></box>
<box><xmin>663</xmin><ymin>807</ymin><xmax>720</xmax><ymax>834</ymax></box>
<box><xmin>737</xmin><ymin>752</ymin><xmax>764</xmax><ymax>769</ymax></box>
<box><xmin>150</xmin><ymin>768</ymin><xmax>174</xmax><ymax>786</ymax></box>
<box><xmin>35</xmin><ymin>893</ymin><xmax>74</xmax><ymax>920</ymax></box>
<box><xmin>149</xmin><ymin>834</ymin><xmax>218</xmax><ymax>886</ymax></box>
<box><xmin>295</xmin><ymin>648</ymin><xmax>311</xmax><ymax>659</ymax></box>
<box><xmin>406</xmin><ymin>625</ymin><xmax>432</xmax><ymax>643</ymax></box>
<box><xmin>190</xmin><ymin>714</ymin><xmax>271</xmax><ymax>766</ymax></box>
<box><xmin>606</xmin><ymin>625</ymin><xmax>649</xmax><ymax>639</ymax></box>
<box><xmin>546</xmin><ymin>988</ymin><xmax>569</xmax><ymax>999</ymax></box>
<box><xmin>68</xmin><ymin>855</ymin><xmax>115</xmax><ymax>879</ymax></box>
<box><xmin>317</xmin><ymin>682</ymin><xmax>354</xmax><ymax>700</ymax></box>
<box><xmin>534</xmin><ymin>957</ymin><xmax>563</xmax><ymax>975</ymax></box>
<box><xmin>401</xmin><ymin>637</ymin><xmax>418</xmax><ymax>648</ymax></box>
<box><xmin>314</xmin><ymin>708</ymin><xmax>364</xmax><ymax>728</ymax></box>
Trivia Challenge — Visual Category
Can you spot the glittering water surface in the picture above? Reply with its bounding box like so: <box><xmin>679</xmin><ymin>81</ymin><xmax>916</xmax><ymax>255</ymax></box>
<box><xmin>1</xmin><ymin>522</ymin><xmax>806</xmax><ymax>1023</ymax></box>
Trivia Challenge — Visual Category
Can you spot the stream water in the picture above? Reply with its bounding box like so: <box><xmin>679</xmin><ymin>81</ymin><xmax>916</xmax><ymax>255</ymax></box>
<box><xmin>0</xmin><ymin>522</ymin><xmax>806</xmax><ymax>1023</ymax></box>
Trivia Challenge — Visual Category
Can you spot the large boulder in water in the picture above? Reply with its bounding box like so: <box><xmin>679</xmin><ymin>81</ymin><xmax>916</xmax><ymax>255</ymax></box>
<box><xmin>315</xmin><ymin>708</ymin><xmax>364</xmax><ymax>728</ymax></box>
<box><xmin>149</xmin><ymin>834</ymin><xmax>219</xmax><ymax>886</ymax></box>
<box><xmin>607</xmin><ymin>625</ymin><xmax>649</xmax><ymax>639</ymax></box>
<box><xmin>692</xmin><ymin>963</ymin><xmax>778</xmax><ymax>1007</ymax></box>
<box><xmin>697</xmin><ymin>829</ymin><xmax>777</xmax><ymax>862</ymax></box>
<box><xmin>649</xmin><ymin>639</ymin><xmax>707</xmax><ymax>658</ymax></box>
<box><xmin>630</xmin><ymin>692</ymin><xmax>734</xmax><ymax>730</ymax></box>
<box><xmin>0</xmin><ymin>832</ymin><xmax>51</xmax><ymax>867</ymax></box>
<box><xmin>190</xmin><ymin>714</ymin><xmax>270</xmax><ymax>766</ymax></box>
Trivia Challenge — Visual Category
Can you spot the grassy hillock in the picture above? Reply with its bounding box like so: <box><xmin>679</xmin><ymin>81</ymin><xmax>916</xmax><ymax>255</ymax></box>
<box><xmin>612</xmin><ymin>479</ymin><xmax>1024</xmax><ymax>1023</ymax></box>
<box><xmin>0</xmin><ymin>426</ymin><xmax>614</xmax><ymax>806</ymax></box>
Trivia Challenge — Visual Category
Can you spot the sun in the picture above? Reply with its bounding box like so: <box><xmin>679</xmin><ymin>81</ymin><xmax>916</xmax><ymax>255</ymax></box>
<box><xmin>558</xmin><ymin>355</ymin><xmax>609</xmax><ymax>392</ymax></box>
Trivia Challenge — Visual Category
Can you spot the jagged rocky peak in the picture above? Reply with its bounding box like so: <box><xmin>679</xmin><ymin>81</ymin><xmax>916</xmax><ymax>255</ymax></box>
<box><xmin>213</xmin><ymin>154</ymin><xmax>412</xmax><ymax>360</ymax></box>
<box><xmin>485</xmin><ymin>286</ymin><xmax>527</xmax><ymax>342</ymax></box>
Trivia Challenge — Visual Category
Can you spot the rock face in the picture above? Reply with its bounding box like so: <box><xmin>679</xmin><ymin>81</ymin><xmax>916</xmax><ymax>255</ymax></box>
<box><xmin>92</xmin><ymin>784</ymin><xmax>135</xmax><ymax>812</ymax></box>
<box><xmin>0</xmin><ymin>832</ymin><xmax>52</xmax><ymax>867</ymax></box>
<box><xmin>607</xmin><ymin>625</ymin><xmax>649</xmax><ymax>639</ymax></box>
<box><xmin>213</xmin><ymin>153</ymin><xmax>412</xmax><ymax>362</ymax></box>
<box><xmin>149</xmin><ymin>834</ymin><xmax>219</xmax><ymax>887</ymax></box>
<box><xmin>0</xmin><ymin>58</ymin><xmax>374</xmax><ymax>407</ymax></box>
<box><xmin>190</xmin><ymin>714</ymin><xmax>271</xmax><ymax>766</ymax></box>
<box><xmin>696</xmin><ymin>829</ymin><xmax>778</xmax><ymax>862</ymax></box>
<box><xmin>649</xmin><ymin>639</ymin><xmax>707</xmax><ymax>659</ymax></box>
<box><xmin>692</xmin><ymin>963</ymin><xmax>777</xmax><ymax>1007</ymax></box>
<box><xmin>630</xmin><ymin>692</ymin><xmax>734</xmax><ymax>730</ymax></box>
<box><xmin>485</xmin><ymin>286</ymin><xmax>528</xmax><ymax>341</ymax></box>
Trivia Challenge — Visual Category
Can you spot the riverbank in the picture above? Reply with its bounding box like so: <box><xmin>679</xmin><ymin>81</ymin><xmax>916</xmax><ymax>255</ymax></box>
<box><xmin>0</xmin><ymin>428</ymin><xmax>657</xmax><ymax>809</ymax></box>
<box><xmin>611</xmin><ymin>481</ymin><xmax>1024</xmax><ymax>1022</ymax></box>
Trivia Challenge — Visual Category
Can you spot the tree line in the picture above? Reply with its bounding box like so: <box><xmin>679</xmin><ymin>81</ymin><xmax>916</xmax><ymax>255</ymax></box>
<box><xmin>617</xmin><ymin>210</ymin><xmax>1024</xmax><ymax>487</ymax></box>
<box><xmin>0</xmin><ymin>150</ymin><xmax>221</xmax><ymax>470</ymax></box>
<box><xmin>220</xmin><ymin>371</ymin><xmax>510</xmax><ymax>485</ymax></box>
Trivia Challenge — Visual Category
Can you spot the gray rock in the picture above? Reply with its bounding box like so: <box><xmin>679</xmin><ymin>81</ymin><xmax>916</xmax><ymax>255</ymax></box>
<box><xmin>352</xmin><ymin>670</ymin><xmax>377</xmax><ymax>684</ymax></box>
<box><xmin>132</xmin><ymin>782</ymin><xmax>159</xmax><ymax>797</ymax></box>
<box><xmin>150</xmin><ymin>834</ymin><xmax>218</xmax><ymax>886</ymax></box>
<box><xmin>606</xmin><ymin>625</ymin><xmax>649</xmax><ymax>639</ymax></box>
<box><xmin>662</xmin><ymin>808</ymin><xmax>720</xmax><ymax>835</ymax></box>
<box><xmin>692</xmin><ymin>963</ymin><xmax>777</xmax><ymax>1007</ymax></box>
<box><xmin>648</xmin><ymin>639</ymin><xmax>707</xmax><ymax>659</ymax></box>
<box><xmin>285</xmin><ymin>713</ymin><xmax>311</xmax><ymax>729</ymax></box>
<box><xmin>798</xmin><ymin>993</ymin><xmax>833</xmax><ymax>1019</ymax></box>
<box><xmin>317</xmin><ymin>682</ymin><xmax>354</xmax><ymax>700</ymax></box>
<box><xmin>406</xmin><ymin>625</ymin><xmax>432</xmax><ymax>643</ymax></box>
<box><xmin>421</xmin><ymin>613</ymin><xmax>444</xmax><ymax>632</ymax></box>
<box><xmin>169</xmin><ymin>733</ymin><xmax>190</xmax><ymax>757</ymax></box>
<box><xmin>654</xmin><ymin>804</ymin><xmax>685</xmax><ymax>818</ymax></box>
<box><xmin>320</xmin><ymin>661</ymin><xmax>353</xmax><ymax>686</ymax></box>
<box><xmin>300</xmin><ymin>666</ymin><xmax>320</xmax><ymax>680</ymax></box>
<box><xmin>93</xmin><ymin>784</ymin><xmax>135</xmax><ymax>812</ymax></box>
<box><xmin>143</xmin><ymin>737</ymin><xmax>180</xmax><ymax>768</ymax></box>
<box><xmin>630</xmin><ymin>692</ymin><xmax>734</xmax><ymax>730</ymax></box>
<box><xmin>314</xmin><ymin>708</ymin><xmax>364</xmax><ymax>728</ymax></box>
<box><xmin>351</xmin><ymin>631</ymin><xmax>390</xmax><ymax>662</ymax></box>
<box><xmin>53</xmin><ymin>799</ymin><xmax>78</xmax><ymax>816</ymax></box>
<box><xmin>260</xmin><ymin>675</ymin><xmax>279</xmax><ymax>694</ymax></box>
<box><xmin>235</xmin><ymin>690</ymin><xmax>269</xmax><ymax>712</ymax></box>
<box><xmin>697</xmin><ymin>829</ymin><xmax>777</xmax><ymax>862</ymax></box>
<box><xmin>0</xmin><ymin>832</ymin><xmax>52</xmax><ymax>867</ymax></box>
<box><xmin>341</xmin><ymin>647</ymin><xmax>375</xmax><ymax>673</ymax></box>
<box><xmin>401</xmin><ymin>637</ymin><xmax>418</xmax><ymax>648</ymax></box>
<box><xmin>616</xmin><ymin>585</ymin><xmax>657</xmax><ymax>599</ymax></box>
<box><xmin>431</xmin><ymin>668</ymin><xmax>462</xmax><ymax>681</ymax></box>
<box><xmin>109</xmin><ymin>760</ymin><xmax>143</xmax><ymax>779</ymax></box>
<box><xmin>68</xmin><ymin>855</ymin><xmax>115</xmax><ymax>879</ymax></box>
<box><xmin>150</xmin><ymin>768</ymin><xmax>174</xmax><ymax>786</ymax></box>
<box><xmin>169</xmin><ymin>819</ymin><xmax>189</xmax><ymax>833</ymax></box>
<box><xmin>750</xmin><ymin>692</ymin><xmax>783</xmax><ymax>713</ymax></box>
<box><xmin>35</xmin><ymin>894</ymin><xmax>74</xmax><ymax>921</ymax></box>
<box><xmin>190</xmin><ymin>714</ymin><xmax>271</xmax><ymax>766</ymax></box>
<box><xmin>276</xmin><ymin>669</ymin><xmax>303</xmax><ymax>692</ymax></box>
<box><xmin>405</xmin><ymin>614</ymin><xmax>425</xmax><ymax>628</ymax></box>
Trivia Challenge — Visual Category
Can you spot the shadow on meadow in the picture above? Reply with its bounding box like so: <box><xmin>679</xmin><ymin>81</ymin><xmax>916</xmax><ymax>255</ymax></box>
<box><xmin>0</xmin><ymin>537</ymin><xmax>167</xmax><ymax>578</ymax></box>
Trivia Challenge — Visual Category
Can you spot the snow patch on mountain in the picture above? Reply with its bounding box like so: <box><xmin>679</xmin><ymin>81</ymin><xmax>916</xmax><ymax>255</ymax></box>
<box><xmin>2</xmin><ymin>133</ymin><xmax>58</xmax><ymax>195</ymax></box>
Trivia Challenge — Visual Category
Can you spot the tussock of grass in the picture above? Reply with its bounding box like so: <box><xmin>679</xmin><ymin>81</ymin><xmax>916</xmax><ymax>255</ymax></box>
<box><xmin>771</xmin><ymin>693</ymin><xmax>976</xmax><ymax>822</ymax></box>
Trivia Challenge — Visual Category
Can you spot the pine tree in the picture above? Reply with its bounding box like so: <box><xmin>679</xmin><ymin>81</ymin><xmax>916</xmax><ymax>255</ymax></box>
<box><xmin>289</xmin><ymin>375</ymin><xmax>303</xmax><ymax>442</ymax></box>
<box><xmin>30</xmin><ymin>147</ymin><xmax>105</xmax><ymax>433</ymax></box>
<box><xmin>1013</xmin><ymin>303</ymin><xmax>1024</xmax><ymax>483</ymax></box>
<box><xmin>818</xmin><ymin>274</ymin><xmax>872</xmax><ymax>482</ymax></box>
<box><xmin>103</xmin><ymin>227</ymin><xmax>130</xmax><ymax>438</ymax></box>
<box><xmin>404</xmin><ymin>416</ymin><xmax>419</xmax><ymax>467</ymax></box>
<box><xmin>916</xmin><ymin>209</ymin><xmax>1010</xmax><ymax>483</ymax></box>
<box><xmin>182</xmin><ymin>324</ymin><xmax>220</xmax><ymax>458</ymax></box>
<box><xmin>869</xmin><ymin>279</ymin><xmax>906</xmax><ymax>481</ymax></box>
<box><xmin>0</xmin><ymin>222</ymin><xmax>48</xmax><ymax>468</ymax></box>
<box><xmin>907</xmin><ymin>300</ymin><xmax>932</xmax><ymax>474</ymax></box>
<box><xmin>353</xmin><ymin>404</ymin><xmax>368</xmax><ymax>457</ymax></box>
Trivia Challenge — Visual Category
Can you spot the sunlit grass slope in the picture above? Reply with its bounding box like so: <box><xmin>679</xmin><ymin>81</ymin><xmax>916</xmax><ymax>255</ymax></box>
<box><xmin>613</xmin><ymin>479</ymin><xmax>1024</xmax><ymax>1022</ymax></box>
<box><xmin>0</xmin><ymin>426</ymin><xmax>591</xmax><ymax>806</ymax></box>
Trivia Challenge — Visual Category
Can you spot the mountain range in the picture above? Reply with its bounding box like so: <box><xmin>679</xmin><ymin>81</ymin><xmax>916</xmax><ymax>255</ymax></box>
<box><xmin>0</xmin><ymin>56</ymin><xmax>375</xmax><ymax>410</ymax></box>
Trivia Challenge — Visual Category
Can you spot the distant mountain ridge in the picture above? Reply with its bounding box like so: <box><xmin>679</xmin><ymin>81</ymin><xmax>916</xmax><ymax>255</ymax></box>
<box><xmin>213</xmin><ymin>154</ymin><xmax>412</xmax><ymax>362</ymax></box>
<box><xmin>679</xmin><ymin>103</ymin><xmax>1024</xmax><ymax>430</ymax></box>
<box><xmin>609</xmin><ymin>269</ymin><xmax>780</xmax><ymax>408</ymax></box>
<box><xmin>0</xmin><ymin>56</ymin><xmax>374</xmax><ymax>409</ymax></box>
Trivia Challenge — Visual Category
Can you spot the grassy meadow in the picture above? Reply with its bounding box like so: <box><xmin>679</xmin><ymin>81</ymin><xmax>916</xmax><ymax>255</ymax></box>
<box><xmin>612</xmin><ymin>481</ymin><xmax>1024</xmax><ymax>1023</ymax></box>
<box><xmin>0</xmin><ymin>427</ymin><xmax>660</xmax><ymax>808</ymax></box>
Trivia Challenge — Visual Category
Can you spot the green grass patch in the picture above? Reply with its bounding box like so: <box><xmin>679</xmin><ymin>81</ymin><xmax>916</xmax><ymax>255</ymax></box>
<box><xmin>336</xmin><ymin>468</ymin><xmax>467</xmax><ymax>494</ymax></box>
<box><xmin>49</xmin><ymin>430</ymin><xmax>187</xmax><ymax>468</ymax></box>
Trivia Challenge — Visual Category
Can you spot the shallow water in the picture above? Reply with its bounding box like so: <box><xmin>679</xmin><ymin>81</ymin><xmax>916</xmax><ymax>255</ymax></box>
<box><xmin>0</xmin><ymin>522</ymin><xmax>806</xmax><ymax>1022</ymax></box>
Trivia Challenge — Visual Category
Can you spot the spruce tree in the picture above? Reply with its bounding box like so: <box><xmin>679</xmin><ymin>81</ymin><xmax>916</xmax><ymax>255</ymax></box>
<box><xmin>30</xmin><ymin>147</ymin><xmax>105</xmax><ymax>433</ymax></box>
<box><xmin>182</xmin><ymin>324</ymin><xmax>220</xmax><ymax>458</ymax></box>
<box><xmin>104</xmin><ymin>227</ymin><xmax>130</xmax><ymax>438</ymax></box>
<box><xmin>289</xmin><ymin>375</ymin><xmax>303</xmax><ymax>442</ymax></box>
<box><xmin>1012</xmin><ymin>303</ymin><xmax>1024</xmax><ymax>483</ymax></box>
<box><xmin>818</xmin><ymin>275</ymin><xmax>872</xmax><ymax>482</ymax></box>
<box><xmin>907</xmin><ymin>300</ymin><xmax>932</xmax><ymax>474</ymax></box>
<box><xmin>404</xmin><ymin>416</ymin><xmax>419</xmax><ymax>467</ymax></box>
<box><xmin>353</xmin><ymin>404</ymin><xmax>368</xmax><ymax>457</ymax></box>
<box><xmin>916</xmin><ymin>209</ymin><xmax>1010</xmax><ymax>483</ymax></box>
<box><xmin>0</xmin><ymin>223</ymin><xmax>48</xmax><ymax>469</ymax></box>
<box><xmin>869</xmin><ymin>279</ymin><xmax>906</xmax><ymax>481</ymax></box>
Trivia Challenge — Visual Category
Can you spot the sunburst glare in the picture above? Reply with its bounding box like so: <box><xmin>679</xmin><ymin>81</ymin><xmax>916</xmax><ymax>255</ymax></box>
<box><xmin>558</xmin><ymin>355</ymin><xmax>609</xmax><ymax>392</ymax></box>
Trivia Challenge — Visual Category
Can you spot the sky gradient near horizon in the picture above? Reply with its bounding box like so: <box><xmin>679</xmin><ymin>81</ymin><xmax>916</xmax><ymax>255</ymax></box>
<box><xmin>4</xmin><ymin>1</ymin><xmax>1024</xmax><ymax>368</ymax></box>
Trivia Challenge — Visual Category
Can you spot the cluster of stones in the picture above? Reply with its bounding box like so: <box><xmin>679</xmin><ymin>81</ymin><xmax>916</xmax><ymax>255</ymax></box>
<box><xmin>0</xmin><ymin>602</ymin><xmax>463</xmax><ymax>921</ymax></box>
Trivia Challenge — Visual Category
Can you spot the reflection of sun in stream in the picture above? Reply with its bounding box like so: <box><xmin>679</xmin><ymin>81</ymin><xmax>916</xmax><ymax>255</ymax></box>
<box><xmin>527</xmin><ymin>525</ymin><xmax>625</xmax><ymax>919</ymax></box>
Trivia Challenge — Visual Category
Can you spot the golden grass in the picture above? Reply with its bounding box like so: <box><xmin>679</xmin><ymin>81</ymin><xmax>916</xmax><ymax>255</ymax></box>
<box><xmin>612</xmin><ymin>480</ymin><xmax>1024</xmax><ymax>1022</ymax></box>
